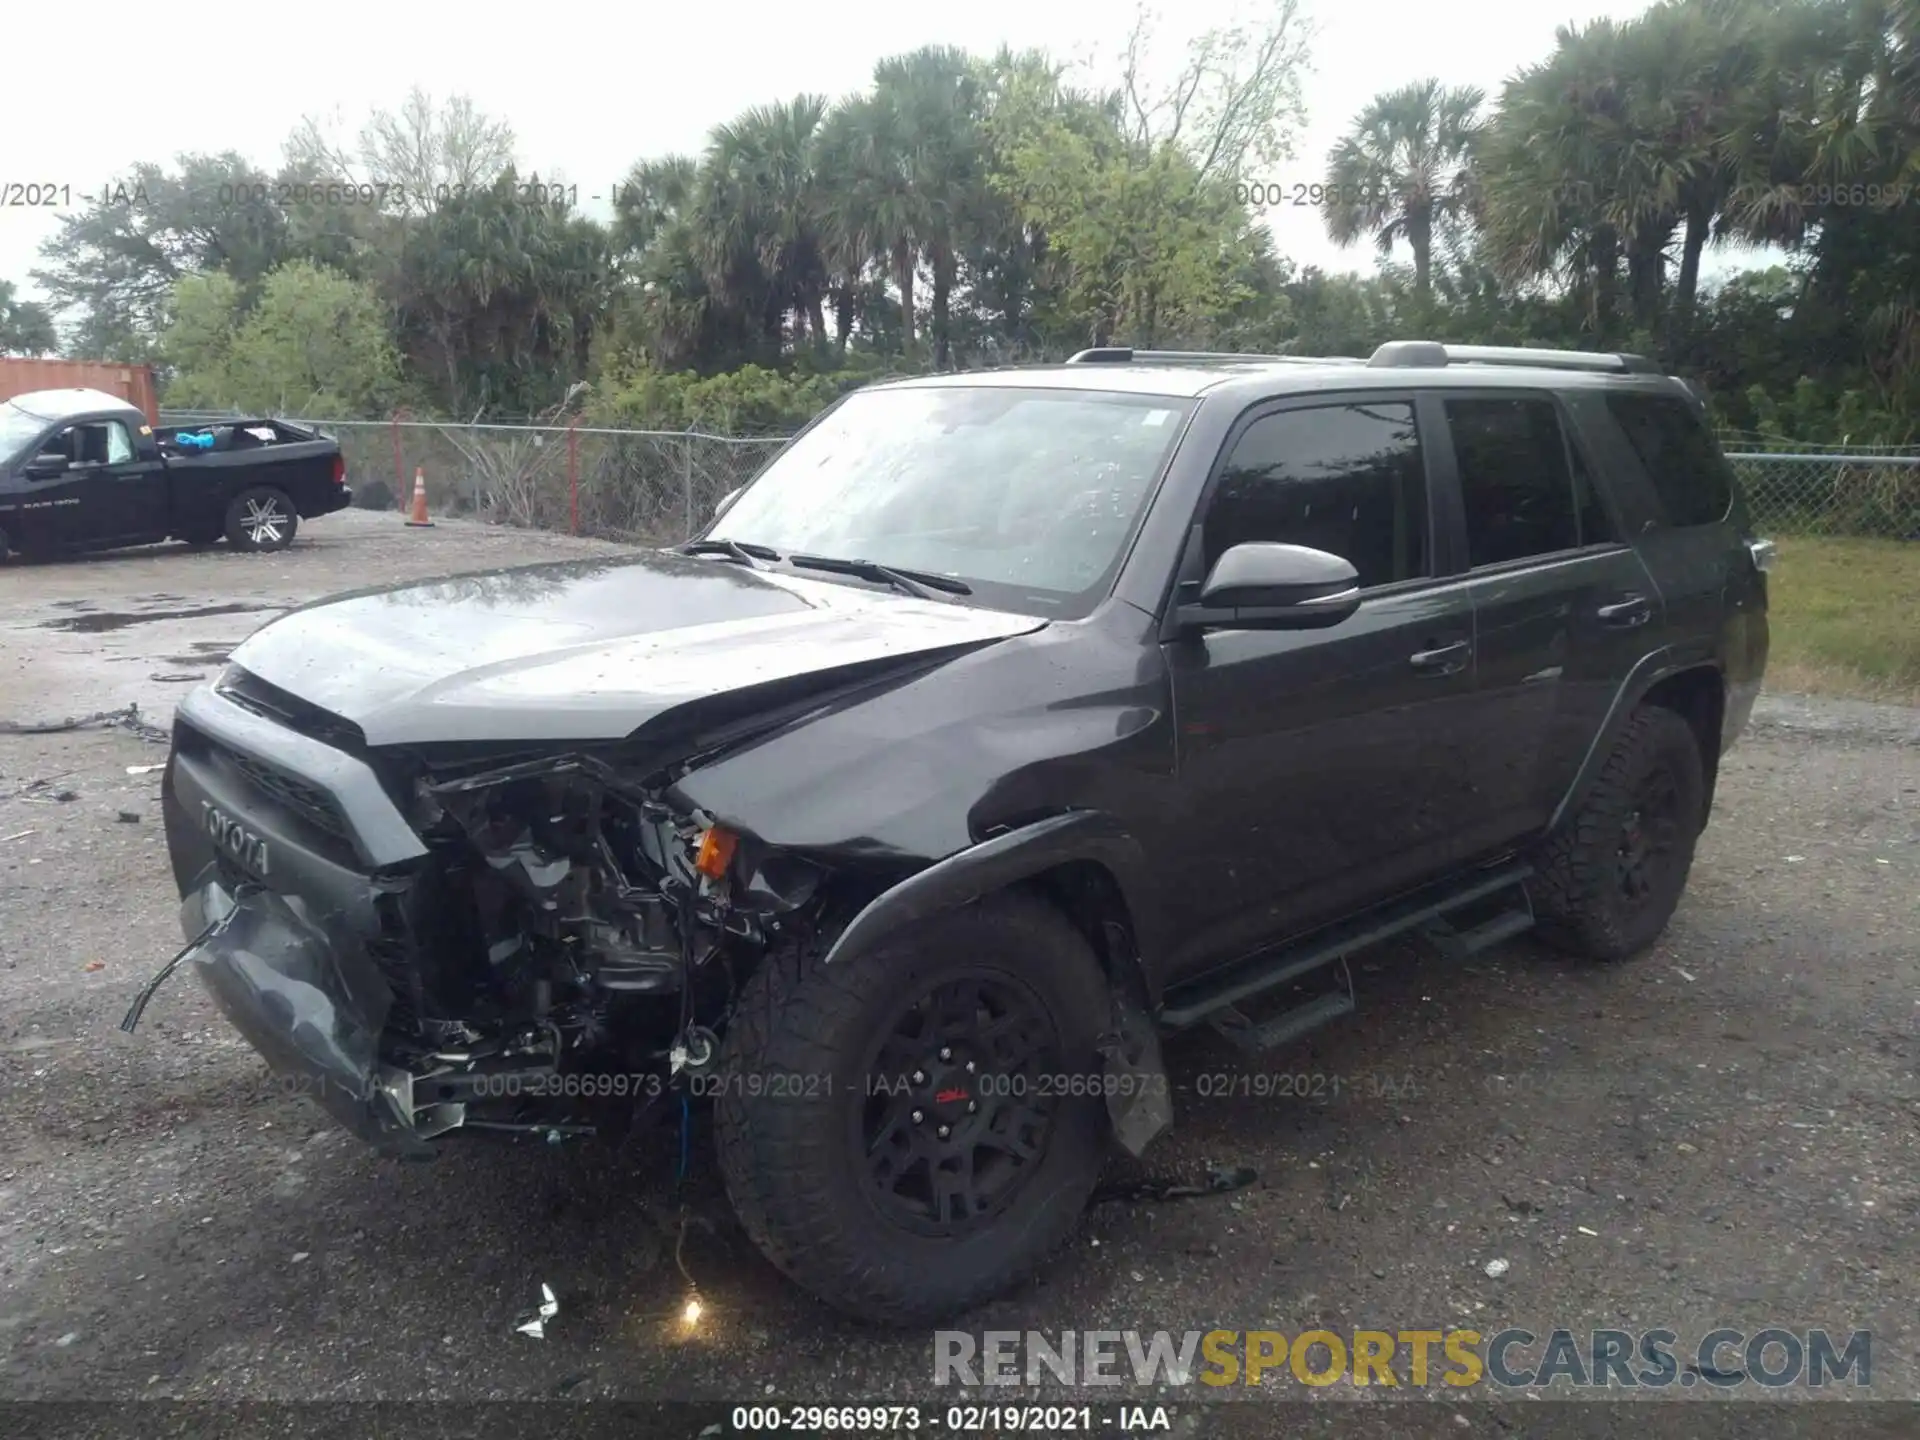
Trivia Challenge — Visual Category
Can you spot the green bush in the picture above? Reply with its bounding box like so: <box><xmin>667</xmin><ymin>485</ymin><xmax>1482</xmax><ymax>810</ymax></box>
<box><xmin>584</xmin><ymin>352</ymin><xmax>915</xmax><ymax>435</ymax></box>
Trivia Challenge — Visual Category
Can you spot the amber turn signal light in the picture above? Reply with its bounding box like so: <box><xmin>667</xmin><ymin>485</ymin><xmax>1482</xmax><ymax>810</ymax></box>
<box><xmin>694</xmin><ymin>825</ymin><xmax>738</xmax><ymax>878</ymax></box>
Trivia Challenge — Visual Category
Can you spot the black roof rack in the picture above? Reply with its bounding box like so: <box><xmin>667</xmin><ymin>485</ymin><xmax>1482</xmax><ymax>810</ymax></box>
<box><xmin>1065</xmin><ymin>347</ymin><xmax>1363</xmax><ymax>366</ymax></box>
<box><xmin>1061</xmin><ymin>343</ymin><xmax>1663</xmax><ymax>375</ymax></box>
<box><xmin>1366</xmin><ymin>341</ymin><xmax>1662</xmax><ymax>374</ymax></box>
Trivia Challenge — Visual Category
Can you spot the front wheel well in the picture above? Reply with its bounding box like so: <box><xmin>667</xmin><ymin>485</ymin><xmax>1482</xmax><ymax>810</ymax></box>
<box><xmin>1638</xmin><ymin>666</ymin><xmax>1725</xmax><ymax>819</ymax></box>
<box><xmin>1019</xmin><ymin>860</ymin><xmax>1151</xmax><ymax>1006</ymax></box>
<box><xmin>803</xmin><ymin>856</ymin><xmax>1151</xmax><ymax>1006</ymax></box>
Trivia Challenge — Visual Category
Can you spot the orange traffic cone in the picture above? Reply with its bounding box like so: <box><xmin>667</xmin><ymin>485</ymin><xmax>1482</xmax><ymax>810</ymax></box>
<box><xmin>404</xmin><ymin>466</ymin><xmax>435</xmax><ymax>528</ymax></box>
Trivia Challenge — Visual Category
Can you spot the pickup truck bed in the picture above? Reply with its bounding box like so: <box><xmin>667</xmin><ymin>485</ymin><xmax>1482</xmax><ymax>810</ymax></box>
<box><xmin>0</xmin><ymin>390</ymin><xmax>351</xmax><ymax>560</ymax></box>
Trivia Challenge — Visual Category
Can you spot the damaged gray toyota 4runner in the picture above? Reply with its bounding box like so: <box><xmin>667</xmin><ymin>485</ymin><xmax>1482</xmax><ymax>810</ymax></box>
<box><xmin>129</xmin><ymin>343</ymin><xmax>1771</xmax><ymax>1323</ymax></box>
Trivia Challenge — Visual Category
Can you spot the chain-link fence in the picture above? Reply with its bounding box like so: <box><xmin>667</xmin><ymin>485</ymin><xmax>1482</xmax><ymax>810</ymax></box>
<box><xmin>1724</xmin><ymin>450</ymin><xmax>1920</xmax><ymax>540</ymax></box>
<box><xmin>160</xmin><ymin>411</ymin><xmax>789</xmax><ymax>544</ymax></box>
<box><xmin>158</xmin><ymin>409</ymin><xmax>1920</xmax><ymax>545</ymax></box>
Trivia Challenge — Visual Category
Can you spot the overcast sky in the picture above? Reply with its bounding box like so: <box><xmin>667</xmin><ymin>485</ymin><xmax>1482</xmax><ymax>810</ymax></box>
<box><xmin>5</xmin><ymin>0</ymin><xmax>1762</xmax><ymax>318</ymax></box>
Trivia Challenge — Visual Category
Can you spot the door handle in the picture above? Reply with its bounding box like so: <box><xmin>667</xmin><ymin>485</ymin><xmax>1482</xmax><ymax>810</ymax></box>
<box><xmin>1409</xmin><ymin>640</ymin><xmax>1471</xmax><ymax>673</ymax></box>
<box><xmin>1596</xmin><ymin>595</ymin><xmax>1653</xmax><ymax>628</ymax></box>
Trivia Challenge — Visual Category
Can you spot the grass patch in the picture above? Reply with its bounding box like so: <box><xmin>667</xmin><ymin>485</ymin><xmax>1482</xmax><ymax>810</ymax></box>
<box><xmin>1764</xmin><ymin>535</ymin><xmax>1920</xmax><ymax>702</ymax></box>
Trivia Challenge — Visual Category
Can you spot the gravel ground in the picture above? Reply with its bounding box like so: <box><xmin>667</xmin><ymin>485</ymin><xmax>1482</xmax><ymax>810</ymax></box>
<box><xmin>1</xmin><ymin>515</ymin><xmax>1915</xmax><ymax>1431</ymax></box>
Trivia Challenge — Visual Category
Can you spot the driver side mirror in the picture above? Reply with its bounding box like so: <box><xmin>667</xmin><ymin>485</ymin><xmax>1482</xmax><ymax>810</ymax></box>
<box><xmin>1177</xmin><ymin>542</ymin><xmax>1362</xmax><ymax>631</ymax></box>
<box><xmin>25</xmin><ymin>453</ymin><xmax>69</xmax><ymax>481</ymax></box>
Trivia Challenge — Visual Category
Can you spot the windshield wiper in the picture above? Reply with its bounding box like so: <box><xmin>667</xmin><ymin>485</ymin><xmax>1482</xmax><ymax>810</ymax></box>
<box><xmin>787</xmin><ymin>554</ymin><xmax>973</xmax><ymax>600</ymax></box>
<box><xmin>678</xmin><ymin>538</ymin><xmax>783</xmax><ymax>567</ymax></box>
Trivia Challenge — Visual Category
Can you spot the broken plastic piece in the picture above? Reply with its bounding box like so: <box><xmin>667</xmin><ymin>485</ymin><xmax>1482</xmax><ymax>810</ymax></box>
<box><xmin>514</xmin><ymin>1283</ymin><xmax>559</xmax><ymax>1339</ymax></box>
<box><xmin>669</xmin><ymin>1026</ymin><xmax>718</xmax><ymax>1075</ymax></box>
<box><xmin>1484</xmin><ymin>1257</ymin><xmax>1510</xmax><ymax>1278</ymax></box>
<box><xmin>1097</xmin><ymin>987</ymin><xmax>1173</xmax><ymax>1158</ymax></box>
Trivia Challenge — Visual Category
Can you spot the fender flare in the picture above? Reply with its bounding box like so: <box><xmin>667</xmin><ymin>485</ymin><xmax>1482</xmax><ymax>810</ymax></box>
<box><xmin>1548</xmin><ymin>647</ymin><xmax>1724</xmax><ymax>834</ymax></box>
<box><xmin>821</xmin><ymin>810</ymin><xmax>1165</xmax><ymax>993</ymax></box>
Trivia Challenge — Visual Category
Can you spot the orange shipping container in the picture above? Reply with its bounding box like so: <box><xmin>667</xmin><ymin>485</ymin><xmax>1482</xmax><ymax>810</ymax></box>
<box><xmin>0</xmin><ymin>358</ymin><xmax>160</xmax><ymax>427</ymax></box>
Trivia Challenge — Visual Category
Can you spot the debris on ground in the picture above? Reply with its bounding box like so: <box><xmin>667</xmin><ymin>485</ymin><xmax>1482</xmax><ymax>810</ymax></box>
<box><xmin>1</xmin><ymin>830</ymin><xmax>33</xmax><ymax>844</ymax></box>
<box><xmin>514</xmin><ymin>1283</ymin><xmax>560</xmax><ymax>1339</ymax></box>
<box><xmin>125</xmin><ymin>765</ymin><xmax>165</xmax><ymax>776</ymax></box>
<box><xmin>148</xmin><ymin>673</ymin><xmax>205</xmax><ymax>684</ymax></box>
<box><xmin>1091</xmin><ymin>1162</ymin><xmax>1259</xmax><ymax>1206</ymax></box>
<box><xmin>1484</xmin><ymin>1258</ymin><xmax>1511</xmax><ymax>1278</ymax></box>
<box><xmin>116</xmin><ymin>811</ymin><xmax>141</xmax><ymax>824</ymax></box>
<box><xmin>0</xmin><ymin>704</ymin><xmax>170</xmax><ymax>744</ymax></box>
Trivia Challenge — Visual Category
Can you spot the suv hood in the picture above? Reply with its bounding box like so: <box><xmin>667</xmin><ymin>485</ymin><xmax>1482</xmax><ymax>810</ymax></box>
<box><xmin>226</xmin><ymin>551</ymin><xmax>1047</xmax><ymax>747</ymax></box>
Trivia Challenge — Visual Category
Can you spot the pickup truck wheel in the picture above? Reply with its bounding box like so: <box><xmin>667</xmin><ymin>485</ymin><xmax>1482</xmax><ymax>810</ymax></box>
<box><xmin>225</xmin><ymin>487</ymin><xmax>299</xmax><ymax>552</ymax></box>
<box><xmin>714</xmin><ymin>892</ymin><xmax>1110</xmax><ymax>1324</ymax></box>
<box><xmin>1530</xmin><ymin>706</ymin><xmax>1705</xmax><ymax>961</ymax></box>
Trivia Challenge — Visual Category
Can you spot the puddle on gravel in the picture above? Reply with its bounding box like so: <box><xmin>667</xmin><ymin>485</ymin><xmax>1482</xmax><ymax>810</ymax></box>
<box><xmin>39</xmin><ymin>602</ymin><xmax>282</xmax><ymax>633</ymax></box>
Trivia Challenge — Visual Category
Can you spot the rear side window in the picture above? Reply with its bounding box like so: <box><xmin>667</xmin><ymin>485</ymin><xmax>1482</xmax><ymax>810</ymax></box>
<box><xmin>1604</xmin><ymin>393</ymin><xmax>1733</xmax><ymax>526</ymax></box>
<box><xmin>1446</xmin><ymin>396</ymin><xmax>1608</xmax><ymax>566</ymax></box>
<box><xmin>1205</xmin><ymin>401</ymin><xmax>1428</xmax><ymax>588</ymax></box>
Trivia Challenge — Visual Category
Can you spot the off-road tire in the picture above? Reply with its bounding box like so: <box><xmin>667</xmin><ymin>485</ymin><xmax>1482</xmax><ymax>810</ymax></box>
<box><xmin>1530</xmin><ymin>705</ymin><xmax>1706</xmax><ymax>961</ymax></box>
<box><xmin>224</xmin><ymin>486</ymin><xmax>299</xmax><ymax>552</ymax></box>
<box><xmin>714</xmin><ymin>892</ymin><xmax>1111</xmax><ymax>1324</ymax></box>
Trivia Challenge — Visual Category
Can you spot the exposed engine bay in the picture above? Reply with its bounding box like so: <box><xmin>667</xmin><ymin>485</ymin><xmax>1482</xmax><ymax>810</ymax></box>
<box><xmin>373</xmin><ymin>752</ymin><xmax>827</xmax><ymax>1142</ymax></box>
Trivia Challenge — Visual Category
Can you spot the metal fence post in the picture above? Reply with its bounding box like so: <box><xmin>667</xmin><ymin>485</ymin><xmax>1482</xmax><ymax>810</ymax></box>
<box><xmin>390</xmin><ymin>408</ymin><xmax>408</xmax><ymax>509</ymax></box>
<box><xmin>683</xmin><ymin>427</ymin><xmax>695</xmax><ymax>540</ymax></box>
<box><xmin>567</xmin><ymin>414</ymin><xmax>581</xmax><ymax>536</ymax></box>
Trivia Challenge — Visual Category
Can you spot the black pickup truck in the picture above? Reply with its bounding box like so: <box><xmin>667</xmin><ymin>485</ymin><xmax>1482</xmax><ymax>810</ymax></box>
<box><xmin>0</xmin><ymin>388</ymin><xmax>350</xmax><ymax>561</ymax></box>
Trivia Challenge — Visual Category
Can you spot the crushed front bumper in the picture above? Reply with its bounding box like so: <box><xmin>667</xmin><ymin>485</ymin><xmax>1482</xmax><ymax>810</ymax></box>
<box><xmin>158</xmin><ymin>683</ymin><xmax>439</xmax><ymax>1156</ymax></box>
<box><xmin>180</xmin><ymin>877</ymin><xmax>432</xmax><ymax>1155</ymax></box>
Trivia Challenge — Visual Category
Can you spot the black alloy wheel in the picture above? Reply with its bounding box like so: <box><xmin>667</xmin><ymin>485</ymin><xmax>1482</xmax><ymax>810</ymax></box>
<box><xmin>713</xmin><ymin>892</ymin><xmax>1111</xmax><ymax>1323</ymax></box>
<box><xmin>1616</xmin><ymin>763</ymin><xmax>1682</xmax><ymax>906</ymax></box>
<box><xmin>858</xmin><ymin>973</ymin><xmax>1062</xmax><ymax>1237</ymax></box>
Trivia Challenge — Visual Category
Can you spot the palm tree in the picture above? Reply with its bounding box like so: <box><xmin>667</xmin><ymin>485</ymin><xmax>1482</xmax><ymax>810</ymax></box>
<box><xmin>813</xmin><ymin>102</ymin><xmax>883</xmax><ymax>350</ymax></box>
<box><xmin>823</xmin><ymin>91</ymin><xmax>929</xmax><ymax>351</ymax></box>
<box><xmin>1322</xmin><ymin>79</ymin><xmax>1484</xmax><ymax>301</ymax></box>
<box><xmin>699</xmin><ymin>97</ymin><xmax>832</xmax><ymax>347</ymax></box>
<box><xmin>1475</xmin><ymin>19</ymin><xmax>1639</xmax><ymax>338</ymax></box>
<box><xmin>609</xmin><ymin>155</ymin><xmax>747</xmax><ymax>371</ymax></box>
<box><xmin>872</xmin><ymin>47</ymin><xmax>990</xmax><ymax>367</ymax></box>
<box><xmin>1637</xmin><ymin>1</ymin><xmax>1763</xmax><ymax>324</ymax></box>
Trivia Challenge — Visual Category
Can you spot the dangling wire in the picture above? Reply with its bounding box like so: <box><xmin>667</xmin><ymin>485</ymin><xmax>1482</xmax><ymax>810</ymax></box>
<box><xmin>120</xmin><ymin>882</ymin><xmax>260</xmax><ymax>1033</ymax></box>
<box><xmin>676</xmin><ymin>1093</ymin><xmax>692</xmax><ymax>1185</ymax></box>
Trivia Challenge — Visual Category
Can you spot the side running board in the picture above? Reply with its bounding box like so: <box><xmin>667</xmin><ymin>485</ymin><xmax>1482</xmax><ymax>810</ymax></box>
<box><xmin>1159</xmin><ymin>862</ymin><xmax>1536</xmax><ymax>1051</ymax></box>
